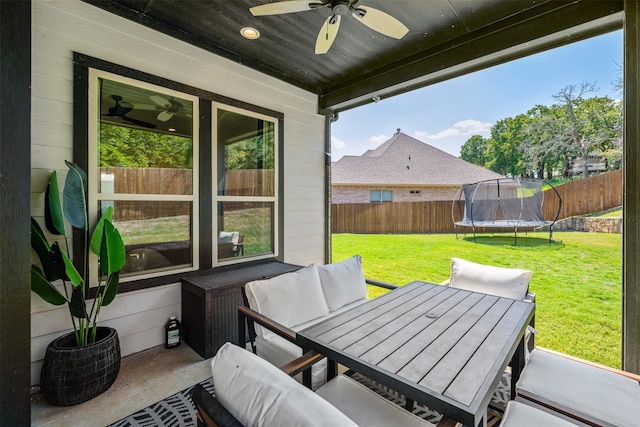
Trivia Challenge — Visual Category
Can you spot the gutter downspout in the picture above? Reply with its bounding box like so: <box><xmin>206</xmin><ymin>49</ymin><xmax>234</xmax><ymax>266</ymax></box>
<box><xmin>325</xmin><ymin>112</ymin><xmax>339</xmax><ymax>263</ymax></box>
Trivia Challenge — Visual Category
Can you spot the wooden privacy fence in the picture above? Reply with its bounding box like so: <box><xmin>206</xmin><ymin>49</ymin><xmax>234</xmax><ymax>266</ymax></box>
<box><xmin>101</xmin><ymin>167</ymin><xmax>273</xmax><ymax>220</ymax></box>
<box><xmin>332</xmin><ymin>169</ymin><xmax>623</xmax><ymax>234</ymax></box>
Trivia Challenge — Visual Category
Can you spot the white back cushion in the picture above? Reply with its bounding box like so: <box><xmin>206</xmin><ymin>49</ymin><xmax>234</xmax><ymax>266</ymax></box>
<box><xmin>449</xmin><ymin>257</ymin><xmax>532</xmax><ymax>300</ymax></box>
<box><xmin>317</xmin><ymin>255</ymin><xmax>368</xmax><ymax>311</ymax></box>
<box><xmin>218</xmin><ymin>231</ymin><xmax>239</xmax><ymax>244</ymax></box>
<box><xmin>245</xmin><ymin>264</ymin><xmax>329</xmax><ymax>339</ymax></box>
<box><xmin>212</xmin><ymin>343</ymin><xmax>357</xmax><ymax>427</ymax></box>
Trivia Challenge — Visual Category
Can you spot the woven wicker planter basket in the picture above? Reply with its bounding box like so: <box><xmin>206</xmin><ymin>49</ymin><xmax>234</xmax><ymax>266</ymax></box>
<box><xmin>40</xmin><ymin>327</ymin><xmax>121</xmax><ymax>406</ymax></box>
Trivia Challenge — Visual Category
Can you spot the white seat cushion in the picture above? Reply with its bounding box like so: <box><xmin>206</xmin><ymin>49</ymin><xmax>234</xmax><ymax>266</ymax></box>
<box><xmin>245</xmin><ymin>264</ymin><xmax>330</xmax><ymax>340</ymax></box>
<box><xmin>212</xmin><ymin>342</ymin><xmax>357</xmax><ymax>427</ymax></box>
<box><xmin>449</xmin><ymin>257</ymin><xmax>532</xmax><ymax>300</ymax></box>
<box><xmin>499</xmin><ymin>401</ymin><xmax>579</xmax><ymax>427</ymax></box>
<box><xmin>317</xmin><ymin>255</ymin><xmax>368</xmax><ymax>311</ymax></box>
<box><xmin>517</xmin><ymin>350</ymin><xmax>640</xmax><ymax>427</ymax></box>
<box><xmin>317</xmin><ymin>375</ymin><xmax>434</xmax><ymax>427</ymax></box>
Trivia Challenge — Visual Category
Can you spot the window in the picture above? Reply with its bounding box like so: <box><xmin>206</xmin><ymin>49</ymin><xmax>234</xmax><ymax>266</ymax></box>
<box><xmin>89</xmin><ymin>70</ymin><xmax>199</xmax><ymax>279</ymax></box>
<box><xmin>370</xmin><ymin>190</ymin><xmax>393</xmax><ymax>203</ymax></box>
<box><xmin>78</xmin><ymin>55</ymin><xmax>284</xmax><ymax>291</ymax></box>
<box><xmin>215</xmin><ymin>106</ymin><xmax>278</xmax><ymax>262</ymax></box>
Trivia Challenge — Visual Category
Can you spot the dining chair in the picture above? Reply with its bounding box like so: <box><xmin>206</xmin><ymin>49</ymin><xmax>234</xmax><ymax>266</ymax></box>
<box><xmin>442</xmin><ymin>257</ymin><xmax>536</xmax><ymax>349</ymax></box>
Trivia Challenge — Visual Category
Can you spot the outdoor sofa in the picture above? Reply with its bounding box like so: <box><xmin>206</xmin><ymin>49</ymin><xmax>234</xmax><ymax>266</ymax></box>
<box><xmin>239</xmin><ymin>255</ymin><xmax>396</xmax><ymax>390</ymax></box>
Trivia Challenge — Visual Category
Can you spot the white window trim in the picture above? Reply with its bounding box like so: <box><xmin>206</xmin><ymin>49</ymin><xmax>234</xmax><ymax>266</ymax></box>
<box><xmin>88</xmin><ymin>69</ymin><xmax>200</xmax><ymax>283</ymax></box>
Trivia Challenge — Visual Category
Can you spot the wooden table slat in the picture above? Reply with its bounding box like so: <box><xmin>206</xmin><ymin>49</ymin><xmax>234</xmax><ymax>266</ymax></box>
<box><xmin>307</xmin><ymin>283</ymin><xmax>439</xmax><ymax>340</ymax></box>
<box><xmin>444</xmin><ymin>301</ymin><xmax>532</xmax><ymax>406</ymax></box>
<box><xmin>419</xmin><ymin>298</ymin><xmax>515</xmax><ymax>394</ymax></box>
<box><xmin>371</xmin><ymin>291</ymin><xmax>485</xmax><ymax>370</ymax></box>
<box><xmin>337</xmin><ymin>286</ymin><xmax>460</xmax><ymax>356</ymax></box>
<box><xmin>395</xmin><ymin>294</ymin><xmax>500</xmax><ymax>383</ymax></box>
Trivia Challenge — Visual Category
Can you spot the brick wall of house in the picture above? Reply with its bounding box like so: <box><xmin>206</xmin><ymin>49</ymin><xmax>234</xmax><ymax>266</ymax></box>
<box><xmin>332</xmin><ymin>186</ymin><xmax>460</xmax><ymax>204</ymax></box>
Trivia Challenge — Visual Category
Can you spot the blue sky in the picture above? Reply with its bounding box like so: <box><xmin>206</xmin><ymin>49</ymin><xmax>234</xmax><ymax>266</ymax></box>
<box><xmin>331</xmin><ymin>30</ymin><xmax>623</xmax><ymax>160</ymax></box>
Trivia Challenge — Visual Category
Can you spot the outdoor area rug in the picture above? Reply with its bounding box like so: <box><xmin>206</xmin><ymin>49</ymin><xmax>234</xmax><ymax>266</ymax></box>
<box><xmin>110</xmin><ymin>371</ymin><xmax>509</xmax><ymax>426</ymax></box>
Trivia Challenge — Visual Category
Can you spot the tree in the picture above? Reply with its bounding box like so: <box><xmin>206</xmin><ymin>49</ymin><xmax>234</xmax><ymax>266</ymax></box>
<box><xmin>484</xmin><ymin>115</ymin><xmax>529</xmax><ymax>177</ymax></box>
<box><xmin>460</xmin><ymin>135</ymin><xmax>488</xmax><ymax>166</ymax></box>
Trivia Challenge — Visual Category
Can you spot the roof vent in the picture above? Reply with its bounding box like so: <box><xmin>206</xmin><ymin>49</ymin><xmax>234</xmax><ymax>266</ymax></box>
<box><xmin>396</xmin><ymin>128</ymin><xmax>401</xmax><ymax>134</ymax></box>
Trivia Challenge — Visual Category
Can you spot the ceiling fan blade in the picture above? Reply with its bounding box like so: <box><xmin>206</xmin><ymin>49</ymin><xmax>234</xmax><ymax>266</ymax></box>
<box><xmin>352</xmin><ymin>6</ymin><xmax>408</xmax><ymax>39</ymax></box>
<box><xmin>150</xmin><ymin>94</ymin><xmax>171</xmax><ymax>108</ymax></box>
<box><xmin>250</xmin><ymin>1</ymin><xmax>321</xmax><ymax>16</ymax></box>
<box><xmin>157</xmin><ymin>110</ymin><xmax>174</xmax><ymax>122</ymax></box>
<box><xmin>315</xmin><ymin>15</ymin><xmax>341</xmax><ymax>54</ymax></box>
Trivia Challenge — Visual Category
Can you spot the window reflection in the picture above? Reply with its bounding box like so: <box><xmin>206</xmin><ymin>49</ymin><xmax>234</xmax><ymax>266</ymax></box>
<box><xmin>217</xmin><ymin>201</ymin><xmax>273</xmax><ymax>261</ymax></box>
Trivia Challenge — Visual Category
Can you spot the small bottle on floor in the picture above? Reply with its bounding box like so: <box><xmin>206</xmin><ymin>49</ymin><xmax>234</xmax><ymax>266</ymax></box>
<box><xmin>165</xmin><ymin>316</ymin><xmax>181</xmax><ymax>349</ymax></box>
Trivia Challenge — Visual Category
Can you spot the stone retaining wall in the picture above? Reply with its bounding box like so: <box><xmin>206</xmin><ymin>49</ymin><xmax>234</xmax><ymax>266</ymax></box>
<box><xmin>554</xmin><ymin>216</ymin><xmax>622</xmax><ymax>233</ymax></box>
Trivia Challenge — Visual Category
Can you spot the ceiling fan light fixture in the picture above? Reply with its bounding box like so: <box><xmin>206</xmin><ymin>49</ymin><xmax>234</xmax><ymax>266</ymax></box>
<box><xmin>240</xmin><ymin>26</ymin><xmax>260</xmax><ymax>39</ymax></box>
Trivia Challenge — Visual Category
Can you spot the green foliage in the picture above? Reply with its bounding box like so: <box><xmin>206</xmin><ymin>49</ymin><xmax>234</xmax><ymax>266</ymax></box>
<box><xmin>31</xmin><ymin>162</ymin><xmax>126</xmax><ymax>346</ymax></box>
<box><xmin>99</xmin><ymin>124</ymin><xmax>192</xmax><ymax>168</ymax></box>
<box><xmin>333</xmin><ymin>232</ymin><xmax>622</xmax><ymax>368</ymax></box>
<box><xmin>459</xmin><ymin>134</ymin><xmax>488</xmax><ymax>166</ymax></box>
<box><xmin>460</xmin><ymin>82</ymin><xmax>622</xmax><ymax>178</ymax></box>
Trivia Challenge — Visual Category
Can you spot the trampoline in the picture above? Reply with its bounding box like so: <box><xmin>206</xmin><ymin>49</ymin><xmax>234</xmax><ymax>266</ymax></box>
<box><xmin>453</xmin><ymin>177</ymin><xmax>562</xmax><ymax>244</ymax></box>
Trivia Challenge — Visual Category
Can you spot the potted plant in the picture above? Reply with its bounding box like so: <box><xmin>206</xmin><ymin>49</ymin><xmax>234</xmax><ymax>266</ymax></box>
<box><xmin>31</xmin><ymin>161</ymin><xmax>126</xmax><ymax>406</ymax></box>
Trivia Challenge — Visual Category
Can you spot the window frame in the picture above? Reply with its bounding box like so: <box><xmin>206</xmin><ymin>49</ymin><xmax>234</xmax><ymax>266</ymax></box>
<box><xmin>74</xmin><ymin>53</ymin><xmax>285</xmax><ymax>295</ymax></box>
<box><xmin>88</xmin><ymin>69</ymin><xmax>200</xmax><ymax>283</ymax></box>
<box><xmin>370</xmin><ymin>190</ymin><xmax>393</xmax><ymax>203</ymax></box>
<box><xmin>213</xmin><ymin>103</ymin><xmax>280</xmax><ymax>264</ymax></box>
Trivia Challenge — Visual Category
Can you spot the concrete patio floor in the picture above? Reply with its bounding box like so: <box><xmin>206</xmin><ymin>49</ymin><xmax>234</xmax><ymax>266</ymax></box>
<box><xmin>31</xmin><ymin>343</ymin><xmax>212</xmax><ymax>426</ymax></box>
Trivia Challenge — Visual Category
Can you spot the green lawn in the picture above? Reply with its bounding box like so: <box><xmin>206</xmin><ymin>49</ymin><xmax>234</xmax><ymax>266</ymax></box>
<box><xmin>332</xmin><ymin>231</ymin><xmax>622</xmax><ymax>368</ymax></box>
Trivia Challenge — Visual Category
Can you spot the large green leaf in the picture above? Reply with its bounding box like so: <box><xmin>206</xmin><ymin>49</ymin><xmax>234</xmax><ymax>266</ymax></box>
<box><xmin>90</xmin><ymin>206</ymin><xmax>113</xmax><ymax>256</ymax></box>
<box><xmin>58</xmin><ymin>245</ymin><xmax>83</xmax><ymax>287</ymax></box>
<box><xmin>44</xmin><ymin>171</ymin><xmax>65</xmax><ymax>236</ymax></box>
<box><xmin>63</xmin><ymin>161</ymin><xmax>88</xmax><ymax>230</ymax></box>
<box><xmin>69</xmin><ymin>285</ymin><xmax>88</xmax><ymax>319</ymax></box>
<box><xmin>100</xmin><ymin>220</ymin><xmax>126</xmax><ymax>275</ymax></box>
<box><xmin>102</xmin><ymin>272</ymin><xmax>120</xmax><ymax>306</ymax></box>
<box><xmin>31</xmin><ymin>218</ymin><xmax>59</xmax><ymax>281</ymax></box>
<box><xmin>30</xmin><ymin>265</ymin><xmax>68</xmax><ymax>306</ymax></box>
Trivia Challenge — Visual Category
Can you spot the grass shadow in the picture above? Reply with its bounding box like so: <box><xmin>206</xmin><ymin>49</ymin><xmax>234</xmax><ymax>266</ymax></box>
<box><xmin>460</xmin><ymin>233</ymin><xmax>566</xmax><ymax>249</ymax></box>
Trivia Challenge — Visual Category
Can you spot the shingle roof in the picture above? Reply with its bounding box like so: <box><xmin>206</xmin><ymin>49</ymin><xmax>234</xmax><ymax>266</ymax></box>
<box><xmin>332</xmin><ymin>132</ymin><xmax>504</xmax><ymax>186</ymax></box>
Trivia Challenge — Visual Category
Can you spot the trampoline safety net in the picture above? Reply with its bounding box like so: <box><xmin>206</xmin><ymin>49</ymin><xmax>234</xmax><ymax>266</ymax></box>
<box><xmin>453</xmin><ymin>177</ymin><xmax>562</xmax><ymax>243</ymax></box>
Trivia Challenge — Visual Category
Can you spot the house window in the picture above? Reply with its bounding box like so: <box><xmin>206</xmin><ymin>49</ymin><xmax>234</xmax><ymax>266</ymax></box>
<box><xmin>215</xmin><ymin>106</ymin><xmax>277</xmax><ymax>262</ymax></box>
<box><xmin>78</xmin><ymin>55</ymin><xmax>284</xmax><ymax>291</ymax></box>
<box><xmin>370</xmin><ymin>190</ymin><xmax>393</xmax><ymax>203</ymax></box>
<box><xmin>89</xmin><ymin>70</ymin><xmax>199</xmax><ymax>279</ymax></box>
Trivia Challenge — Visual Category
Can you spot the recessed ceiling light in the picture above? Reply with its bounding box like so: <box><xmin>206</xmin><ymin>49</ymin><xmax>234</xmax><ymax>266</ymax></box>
<box><xmin>241</xmin><ymin>27</ymin><xmax>260</xmax><ymax>40</ymax></box>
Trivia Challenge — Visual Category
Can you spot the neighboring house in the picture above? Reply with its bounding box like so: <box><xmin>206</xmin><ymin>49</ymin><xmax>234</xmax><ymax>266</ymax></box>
<box><xmin>331</xmin><ymin>131</ymin><xmax>504</xmax><ymax>204</ymax></box>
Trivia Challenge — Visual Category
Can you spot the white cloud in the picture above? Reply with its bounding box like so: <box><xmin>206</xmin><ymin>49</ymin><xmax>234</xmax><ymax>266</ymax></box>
<box><xmin>414</xmin><ymin>119</ymin><xmax>492</xmax><ymax>140</ymax></box>
<box><xmin>331</xmin><ymin>135</ymin><xmax>346</xmax><ymax>149</ymax></box>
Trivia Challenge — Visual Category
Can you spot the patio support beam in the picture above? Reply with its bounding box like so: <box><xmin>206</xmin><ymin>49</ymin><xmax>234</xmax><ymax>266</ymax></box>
<box><xmin>623</xmin><ymin>0</ymin><xmax>640</xmax><ymax>375</ymax></box>
<box><xmin>0</xmin><ymin>1</ymin><xmax>32</xmax><ymax>424</ymax></box>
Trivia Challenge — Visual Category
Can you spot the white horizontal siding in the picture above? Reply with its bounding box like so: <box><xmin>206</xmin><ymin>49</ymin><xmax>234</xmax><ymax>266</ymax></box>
<box><xmin>30</xmin><ymin>0</ymin><xmax>326</xmax><ymax>385</ymax></box>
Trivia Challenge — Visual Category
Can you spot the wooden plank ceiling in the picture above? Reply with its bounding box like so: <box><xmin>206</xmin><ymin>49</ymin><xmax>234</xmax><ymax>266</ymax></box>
<box><xmin>84</xmin><ymin>0</ymin><xmax>623</xmax><ymax>113</ymax></box>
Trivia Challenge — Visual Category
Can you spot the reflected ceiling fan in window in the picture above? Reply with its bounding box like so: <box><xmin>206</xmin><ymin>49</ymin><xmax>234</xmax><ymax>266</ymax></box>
<box><xmin>103</xmin><ymin>95</ymin><xmax>157</xmax><ymax>129</ymax></box>
<box><xmin>250</xmin><ymin>0</ymin><xmax>409</xmax><ymax>54</ymax></box>
<box><xmin>149</xmin><ymin>95</ymin><xmax>184</xmax><ymax>122</ymax></box>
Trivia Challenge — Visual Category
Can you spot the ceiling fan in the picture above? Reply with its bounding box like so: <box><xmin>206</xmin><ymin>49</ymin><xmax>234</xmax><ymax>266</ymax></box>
<box><xmin>103</xmin><ymin>95</ymin><xmax>156</xmax><ymax>129</ymax></box>
<box><xmin>250</xmin><ymin>0</ymin><xmax>409</xmax><ymax>54</ymax></box>
<box><xmin>150</xmin><ymin>95</ymin><xmax>184</xmax><ymax>122</ymax></box>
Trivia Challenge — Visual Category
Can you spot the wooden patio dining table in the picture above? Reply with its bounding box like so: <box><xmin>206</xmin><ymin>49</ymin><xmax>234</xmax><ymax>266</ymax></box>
<box><xmin>296</xmin><ymin>281</ymin><xmax>535</xmax><ymax>427</ymax></box>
